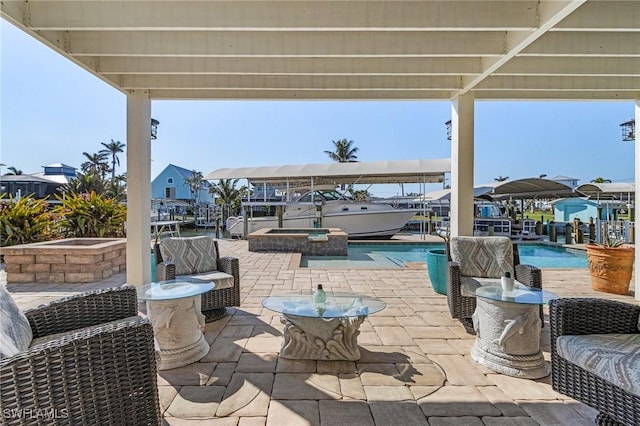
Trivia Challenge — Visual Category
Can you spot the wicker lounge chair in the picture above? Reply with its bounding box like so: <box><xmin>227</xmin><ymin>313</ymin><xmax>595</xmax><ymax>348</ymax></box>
<box><xmin>446</xmin><ymin>236</ymin><xmax>543</xmax><ymax>334</ymax></box>
<box><xmin>0</xmin><ymin>286</ymin><xmax>160</xmax><ymax>425</ymax></box>
<box><xmin>550</xmin><ymin>298</ymin><xmax>640</xmax><ymax>426</ymax></box>
<box><xmin>155</xmin><ymin>236</ymin><xmax>241</xmax><ymax>321</ymax></box>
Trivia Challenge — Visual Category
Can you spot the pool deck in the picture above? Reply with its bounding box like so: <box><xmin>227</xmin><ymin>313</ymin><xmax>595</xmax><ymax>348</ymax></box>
<box><xmin>7</xmin><ymin>235</ymin><xmax>638</xmax><ymax>425</ymax></box>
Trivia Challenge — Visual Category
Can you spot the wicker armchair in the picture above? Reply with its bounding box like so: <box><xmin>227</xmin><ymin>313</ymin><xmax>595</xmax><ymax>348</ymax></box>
<box><xmin>446</xmin><ymin>236</ymin><xmax>543</xmax><ymax>334</ymax></box>
<box><xmin>155</xmin><ymin>236</ymin><xmax>241</xmax><ymax>321</ymax></box>
<box><xmin>550</xmin><ymin>298</ymin><xmax>640</xmax><ymax>426</ymax></box>
<box><xmin>0</xmin><ymin>286</ymin><xmax>161</xmax><ymax>426</ymax></box>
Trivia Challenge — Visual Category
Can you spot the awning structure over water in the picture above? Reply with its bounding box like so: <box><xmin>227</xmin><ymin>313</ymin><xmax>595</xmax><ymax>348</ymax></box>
<box><xmin>416</xmin><ymin>178</ymin><xmax>579</xmax><ymax>202</ymax></box>
<box><xmin>206</xmin><ymin>158</ymin><xmax>450</xmax><ymax>186</ymax></box>
<box><xmin>485</xmin><ymin>178</ymin><xmax>579</xmax><ymax>199</ymax></box>
<box><xmin>575</xmin><ymin>182</ymin><xmax>635</xmax><ymax>201</ymax></box>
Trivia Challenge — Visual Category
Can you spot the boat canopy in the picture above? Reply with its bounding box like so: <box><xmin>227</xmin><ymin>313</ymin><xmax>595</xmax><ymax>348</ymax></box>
<box><xmin>205</xmin><ymin>158</ymin><xmax>450</xmax><ymax>186</ymax></box>
<box><xmin>575</xmin><ymin>182</ymin><xmax>635</xmax><ymax>201</ymax></box>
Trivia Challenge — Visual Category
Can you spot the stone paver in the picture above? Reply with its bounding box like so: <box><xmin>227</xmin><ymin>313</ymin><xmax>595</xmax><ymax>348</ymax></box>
<box><xmin>8</xmin><ymin>236</ymin><xmax>639</xmax><ymax>425</ymax></box>
<box><xmin>368</xmin><ymin>401</ymin><xmax>428</xmax><ymax>425</ymax></box>
<box><xmin>166</xmin><ymin>386</ymin><xmax>227</xmax><ymax>419</ymax></box>
<box><xmin>271</xmin><ymin>373</ymin><xmax>341</xmax><ymax>400</ymax></box>
<box><xmin>319</xmin><ymin>400</ymin><xmax>375</xmax><ymax>426</ymax></box>
<box><xmin>418</xmin><ymin>385</ymin><xmax>502</xmax><ymax>417</ymax></box>
<box><xmin>216</xmin><ymin>373</ymin><xmax>274</xmax><ymax>417</ymax></box>
<box><xmin>266</xmin><ymin>400</ymin><xmax>319</xmax><ymax>426</ymax></box>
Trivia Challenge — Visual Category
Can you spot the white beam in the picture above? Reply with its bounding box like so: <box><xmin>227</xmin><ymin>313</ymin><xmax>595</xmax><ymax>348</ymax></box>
<box><xmin>116</xmin><ymin>74</ymin><xmax>463</xmax><ymax>90</ymax></box>
<box><xmin>452</xmin><ymin>0</ymin><xmax>587</xmax><ymax>98</ymax></box>
<box><xmin>43</xmin><ymin>30</ymin><xmax>508</xmax><ymax>57</ymax></box>
<box><xmin>635</xmin><ymin>99</ymin><xmax>639</xmax><ymax>302</ymax></box>
<box><xmin>450</xmin><ymin>93</ymin><xmax>475</xmax><ymax>237</ymax></box>
<box><xmin>496</xmin><ymin>56</ymin><xmax>640</xmax><ymax>76</ymax></box>
<box><xmin>126</xmin><ymin>90</ymin><xmax>152</xmax><ymax>287</ymax></box>
<box><xmin>478</xmin><ymin>76</ymin><xmax>640</xmax><ymax>91</ymax></box>
<box><xmin>25</xmin><ymin>1</ymin><xmax>540</xmax><ymax>31</ymax></box>
<box><xmin>471</xmin><ymin>90</ymin><xmax>640</xmax><ymax>100</ymax></box>
<box><xmin>524</xmin><ymin>31</ymin><xmax>640</xmax><ymax>56</ymax></box>
<box><xmin>146</xmin><ymin>88</ymin><xmax>455</xmax><ymax>100</ymax></box>
<box><xmin>92</xmin><ymin>56</ymin><xmax>483</xmax><ymax>75</ymax></box>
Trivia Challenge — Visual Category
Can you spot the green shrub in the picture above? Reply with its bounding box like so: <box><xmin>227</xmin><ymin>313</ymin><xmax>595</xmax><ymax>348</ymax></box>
<box><xmin>52</xmin><ymin>192</ymin><xmax>127</xmax><ymax>238</ymax></box>
<box><xmin>0</xmin><ymin>194</ymin><xmax>54</xmax><ymax>246</ymax></box>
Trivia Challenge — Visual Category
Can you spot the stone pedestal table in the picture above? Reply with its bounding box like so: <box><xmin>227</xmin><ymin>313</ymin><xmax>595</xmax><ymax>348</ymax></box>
<box><xmin>262</xmin><ymin>291</ymin><xmax>386</xmax><ymax>361</ymax></box>
<box><xmin>138</xmin><ymin>280</ymin><xmax>215</xmax><ymax>370</ymax></box>
<box><xmin>470</xmin><ymin>284</ymin><xmax>557</xmax><ymax>379</ymax></box>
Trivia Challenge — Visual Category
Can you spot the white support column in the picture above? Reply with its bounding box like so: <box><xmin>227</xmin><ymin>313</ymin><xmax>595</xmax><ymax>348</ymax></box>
<box><xmin>450</xmin><ymin>94</ymin><xmax>475</xmax><ymax>237</ymax></box>
<box><xmin>126</xmin><ymin>90</ymin><xmax>152</xmax><ymax>287</ymax></box>
<box><xmin>635</xmin><ymin>100</ymin><xmax>639</xmax><ymax>301</ymax></box>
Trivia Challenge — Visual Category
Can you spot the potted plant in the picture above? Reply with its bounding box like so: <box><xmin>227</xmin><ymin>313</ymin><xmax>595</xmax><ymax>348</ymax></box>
<box><xmin>426</xmin><ymin>227</ymin><xmax>449</xmax><ymax>295</ymax></box>
<box><xmin>585</xmin><ymin>235</ymin><xmax>635</xmax><ymax>295</ymax></box>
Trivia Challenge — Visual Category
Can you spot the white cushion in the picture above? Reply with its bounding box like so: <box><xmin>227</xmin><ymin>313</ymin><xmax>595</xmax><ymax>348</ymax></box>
<box><xmin>182</xmin><ymin>271</ymin><xmax>234</xmax><ymax>290</ymax></box>
<box><xmin>0</xmin><ymin>284</ymin><xmax>33</xmax><ymax>359</ymax></box>
<box><xmin>556</xmin><ymin>334</ymin><xmax>640</xmax><ymax>397</ymax></box>
<box><xmin>450</xmin><ymin>236</ymin><xmax>514</xmax><ymax>279</ymax></box>
<box><xmin>160</xmin><ymin>236</ymin><xmax>218</xmax><ymax>276</ymax></box>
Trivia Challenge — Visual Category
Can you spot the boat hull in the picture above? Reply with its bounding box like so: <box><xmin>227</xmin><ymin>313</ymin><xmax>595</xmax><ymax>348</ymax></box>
<box><xmin>228</xmin><ymin>208</ymin><xmax>415</xmax><ymax>239</ymax></box>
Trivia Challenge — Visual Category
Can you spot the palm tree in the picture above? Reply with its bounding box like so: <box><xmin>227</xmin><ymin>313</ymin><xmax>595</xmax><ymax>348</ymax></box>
<box><xmin>99</xmin><ymin>139</ymin><xmax>125</xmax><ymax>181</ymax></box>
<box><xmin>494</xmin><ymin>176</ymin><xmax>509</xmax><ymax>182</ymax></box>
<box><xmin>209</xmin><ymin>179</ymin><xmax>247</xmax><ymax>216</ymax></box>
<box><xmin>591</xmin><ymin>177</ymin><xmax>612</xmax><ymax>183</ymax></box>
<box><xmin>5</xmin><ymin>166</ymin><xmax>23</xmax><ymax>175</ymax></box>
<box><xmin>81</xmin><ymin>152</ymin><xmax>110</xmax><ymax>178</ymax></box>
<box><xmin>183</xmin><ymin>170</ymin><xmax>204</xmax><ymax>204</ymax></box>
<box><xmin>60</xmin><ymin>171</ymin><xmax>107</xmax><ymax>195</ymax></box>
<box><xmin>324</xmin><ymin>139</ymin><xmax>359</xmax><ymax>163</ymax></box>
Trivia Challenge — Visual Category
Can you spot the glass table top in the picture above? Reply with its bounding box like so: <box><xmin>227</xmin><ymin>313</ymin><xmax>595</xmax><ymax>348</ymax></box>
<box><xmin>474</xmin><ymin>283</ymin><xmax>558</xmax><ymax>305</ymax></box>
<box><xmin>262</xmin><ymin>291</ymin><xmax>386</xmax><ymax>318</ymax></box>
<box><xmin>137</xmin><ymin>279</ymin><xmax>215</xmax><ymax>301</ymax></box>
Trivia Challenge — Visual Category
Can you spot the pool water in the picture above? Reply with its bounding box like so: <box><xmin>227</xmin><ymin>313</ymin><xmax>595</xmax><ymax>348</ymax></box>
<box><xmin>301</xmin><ymin>243</ymin><xmax>587</xmax><ymax>269</ymax></box>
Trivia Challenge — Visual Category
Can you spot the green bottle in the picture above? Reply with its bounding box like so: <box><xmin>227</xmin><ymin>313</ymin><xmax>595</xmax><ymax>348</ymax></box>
<box><xmin>313</xmin><ymin>284</ymin><xmax>326</xmax><ymax>304</ymax></box>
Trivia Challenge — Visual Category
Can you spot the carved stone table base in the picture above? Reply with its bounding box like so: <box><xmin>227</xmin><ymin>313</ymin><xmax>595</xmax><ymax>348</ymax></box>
<box><xmin>147</xmin><ymin>294</ymin><xmax>209</xmax><ymax>370</ymax></box>
<box><xmin>279</xmin><ymin>314</ymin><xmax>365</xmax><ymax>361</ymax></box>
<box><xmin>471</xmin><ymin>297</ymin><xmax>549</xmax><ymax>379</ymax></box>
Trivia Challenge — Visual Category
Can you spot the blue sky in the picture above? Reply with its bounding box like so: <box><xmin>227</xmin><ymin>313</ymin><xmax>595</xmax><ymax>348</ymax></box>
<box><xmin>1</xmin><ymin>20</ymin><xmax>635</xmax><ymax>198</ymax></box>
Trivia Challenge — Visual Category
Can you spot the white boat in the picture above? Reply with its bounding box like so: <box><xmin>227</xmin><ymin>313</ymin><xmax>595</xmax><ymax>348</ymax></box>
<box><xmin>226</xmin><ymin>189</ymin><xmax>416</xmax><ymax>239</ymax></box>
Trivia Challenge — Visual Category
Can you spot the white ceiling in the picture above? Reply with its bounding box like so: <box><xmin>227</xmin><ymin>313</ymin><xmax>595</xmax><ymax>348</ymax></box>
<box><xmin>2</xmin><ymin>0</ymin><xmax>638</xmax><ymax>101</ymax></box>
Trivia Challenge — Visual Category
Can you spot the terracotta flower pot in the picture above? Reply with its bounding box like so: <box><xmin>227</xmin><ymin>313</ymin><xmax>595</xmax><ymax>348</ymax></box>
<box><xmin>585</xmin><ymin>244</ymin><xmax>635</xmax><ymax>295</ymax></box>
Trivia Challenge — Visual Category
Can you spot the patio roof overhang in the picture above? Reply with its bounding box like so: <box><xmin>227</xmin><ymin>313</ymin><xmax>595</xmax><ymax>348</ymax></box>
<box><xmin>1</xmin><ymin>0</ymin><xmax>638</xmax><ymax>101</ymax></box>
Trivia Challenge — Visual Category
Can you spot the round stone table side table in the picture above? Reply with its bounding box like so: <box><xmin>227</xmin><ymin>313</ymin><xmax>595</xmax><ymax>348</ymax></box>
<box><xmin>138</xmin><ymin>280</ymin><xmax>215</xmax><ymax>370</ymax></box>
<box><xmin>470</xmin><ymin>284</ymin><xmax>558</xmax><ymax>379</ymax></box>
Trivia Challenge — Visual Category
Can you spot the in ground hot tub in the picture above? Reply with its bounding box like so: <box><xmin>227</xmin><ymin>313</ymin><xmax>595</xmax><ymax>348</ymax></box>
<box><xmin>1</xmin><ymin>238</ymin><xmax>126</xmax><ymax>283</ymax></box>
<box><xmin>247</xmin><ymin>228</ymin><xmax>347</xmax><ymax>256</ymax></box>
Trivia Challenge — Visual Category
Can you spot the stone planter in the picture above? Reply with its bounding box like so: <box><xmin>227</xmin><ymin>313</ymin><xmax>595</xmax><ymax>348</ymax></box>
<box><xmin>1</xmin><ymin>238</ymin><xmax>126</xmax><ymax>283</ymax></box>
<box><xmin>585</xmin><ymin>244</ymin><xmax>635</xmax><ymax>295</ymax></box>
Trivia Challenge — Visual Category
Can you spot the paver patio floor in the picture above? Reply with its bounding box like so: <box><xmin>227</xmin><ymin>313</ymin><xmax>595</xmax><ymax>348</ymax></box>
<box><xmin>7</xmin><ymin>237</ymin><xmax>638</xmax><ymax>426</ymax></box>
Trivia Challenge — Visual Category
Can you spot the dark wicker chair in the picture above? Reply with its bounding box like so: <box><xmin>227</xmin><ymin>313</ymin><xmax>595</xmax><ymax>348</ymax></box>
<box><xmin>155</xmin><ymin>237</ymin><xmax>241</xmax><ymax>321</ymax></box>
<box><xmin>0</xmin><ymin>286</ymin><xmax>161</xmax><ymax>426</ymax></box>
<box><xmin>446</xmin><ymin>237</ymin><xmax>543</xmax><ymax>334</ymax></box>
<box><xmin>550</xmin><ymin>298</ymin><xmax>640</xmax><ymax>426</ymax></box>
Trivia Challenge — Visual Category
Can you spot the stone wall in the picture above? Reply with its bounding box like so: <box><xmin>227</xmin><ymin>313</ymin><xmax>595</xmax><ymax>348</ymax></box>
<box><xmin>248</xmin><ymin>228</ymin><xmax>348</xmax><ymax>256</ymax></box>
<box><xmin>1</xmin><ymin>238</ymin><xmax>126</xmax><ymax>283</ymax></box>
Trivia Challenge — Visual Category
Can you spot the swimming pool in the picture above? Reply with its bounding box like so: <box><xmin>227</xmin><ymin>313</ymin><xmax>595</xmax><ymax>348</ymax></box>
<box><xmin>300</xmin><ymin>243</ymin><xmax>588</xmax><ymax>269</ymax></box>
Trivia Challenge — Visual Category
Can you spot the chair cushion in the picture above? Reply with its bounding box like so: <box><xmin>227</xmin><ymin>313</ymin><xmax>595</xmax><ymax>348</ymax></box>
<box><xmin>460</xmin><ymin>276</ymin><xmax>503</xmax><ymax>297</ymax></box>
<box><xmin>160</xmin><ymin>236</ymin><xmax>218</xmax><ymax>276</ymax></box>
<box><xmin>450</xmin><ymin>236</ymin><xmax>514</xmax><ymax>279</ymax></box>
<box><xmin>0</xmin><ymin>284</ymin><xmax>33</xmax><ymax>359</ymax></box>
<box><xmin>181</xmin><ymin>272</ymin><xmax>235</xmax><ymax>290</ymax></box>
<box><xmin>556</xmin><ymin>333</ymin><xmax>640</xmax><ymax>396</ymax></box>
